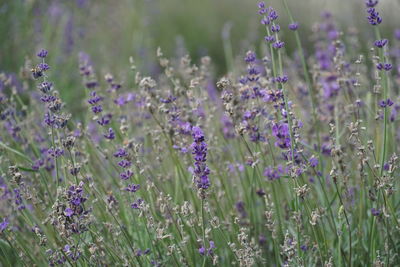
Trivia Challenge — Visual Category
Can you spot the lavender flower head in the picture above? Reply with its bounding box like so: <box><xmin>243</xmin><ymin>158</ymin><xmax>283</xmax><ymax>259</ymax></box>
<box><xmin>288</xmin><ymin>22</ymin><xmax>299</xmax><ymax>31</ymax></box>
<box><xmin>191</xmin><ymin>126</ymin><xmax>210</xmax><ymax>192</ymax></box>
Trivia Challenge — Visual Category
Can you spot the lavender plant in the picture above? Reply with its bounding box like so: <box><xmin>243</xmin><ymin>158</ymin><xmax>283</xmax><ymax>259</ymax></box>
<box><xmin>0</xmin><ymin>1</ymin><xmax>399</xmax><ymax>266</ymax></box>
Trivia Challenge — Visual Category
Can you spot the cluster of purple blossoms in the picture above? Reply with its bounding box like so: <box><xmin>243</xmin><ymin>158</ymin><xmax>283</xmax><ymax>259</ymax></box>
<box><xmin>64</xmin><ymin>182</ymin><xmax>88</xmax><ymax>218</ymax></box>
<box><xmin>379</xmin><ymin>98</ymin><xmax>394</xmax><ymax>108</ymax></box>
<box><xmin>33</xmin><ymin>49</ymin><xmax>70</xmax><ymax>129</ymax></box>
<box><xmin>239</xmin><ymin>51</ymin><xmax>270</xmax><ymax>143</ymax></box>
<box><xmin>0</xmin><ymin>217</ymin><xmax>9</xmax><ymax>233</ymax></box>
<box><xmin>242</xmin><ymin>109</ymin><xmax>265</xmax><ymax>142</ymax></box>
<box><xmin>271</xmin><ymin>122</ymin><xmax>291</xmax><ymax>149</ymax></box>
<box><xmin>79</xmin><ymin>53</ymin><xmax>116</xmax><ymax>140</ymax></box>
<box><xmin>47</xmin><ymin>147</ymin><xmax>64</xmax><ymax>158</ymax></box>
<box><xmin>199</xmin><ymin>241</ymin><xmax>216</xmax><ymax>256</ymax></box>
<box><xmin>113</xmin><ymin>147</ymin><xmax>134</xmax><ymax>181</ymax></box>
<box><xmin>263</xmin><ymin>165</ymin><xmax>286</xmax><ymax>181</ymax></box>
<box><xmin>131</xmin><ymin>198</ymin><xmax>143</xmax><ymax>209</ymax></box>
<box><xmin>113</xmin><ymin>147</ymin><xmax>142</xmax><ymax>209</ymax></box>
<box><xmin>376</xmin><ymin>62</ymin><xmax>392</xmax><ymax>71</ymax></box>
<box><xmin>190</xmin><ymin>126</ymin><xmax>211</xmax><ymax>191</ymax></box>
<box><xmin>47</xmin><ymin>244</ymin><xmax>81</xmax><ymax>266</ymax></box>
<box><xmin>63</xmin><ymin>244</ymin><xmax>81</xmax><ymax>262</ymax></box>
<box><xmin>288</xmin><ymin>22</ymin><xmax>299</xmax><ymax>31</ymax></box>
<box><xmin>374</xmin><ymin>39</ymin><xmax>388</xmax><ymax>48</ymax></box>
<box><xmin>14</xmin><ymin>188</ymin><xmax>25</xmax><ymax>210</ymax></box>
<box><xmin>258</xmin><ymin>3</ymin><xmax>284</xmax><ymax>49</ymax></box>
<box><xmin>309</xmin><ymin>156</ymin><xmax>319</xmax><ymax>168</ymax></box>
<box><xmin>240</xmin><ymin>51</ymin><xmax>265</xmax><ymax>100</ymax></box>
<box><xmin>365</xmin><ymin>1</ymin><xmax>382</xmax><ymax>25</ymax></box>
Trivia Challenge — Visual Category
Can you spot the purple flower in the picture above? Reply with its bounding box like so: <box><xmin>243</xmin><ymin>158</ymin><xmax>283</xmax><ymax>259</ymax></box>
<box><xmin>271</xmin><ymin>24</ymin><xmax>280</xmax><ymax>33</ymax></box>
<box><xmin>118</xmin><ymin>160</ymin><xmax>131</xmax><ymax>168</ymax></box>
<box><xmin>374</xmin><ymin>39</ymin><xmax>388</xmax><ymax>48</ymax></box>
<box><xmin>366</xmin><ymin>7</ymin><xmax>382</xmax><ymax>25</ymax></box>
<box><xmin>272</xmin><ymin>122</ymin><xmax>291</xmax><ymax>149</ymax></box>
<box><xmin>47</xmin><ymin>147</ymin><xmax>64</xmax><ymax>158</ymax></box>
<box><xmin>244</xmin><ymin>51</ymin><xmax>256</xmax><ymax>63</ymax></box>
<box><xmin>261</xmin><ymin>18</ymin><xmax>270</xmax><ymax>25</ymax></box>
<box><xmin>88</xmin><ymin>91</ymin><xmax>102</xmax><ymax>105</ymax></box>
<box><xmin>104</xmin><ymin>128</ymin><xmax>115</xmax><ymax>140</ymax></box>
<box><xmin>379</xmin><ymin>98</ymin><xmax>394</xmax><ymax>108</ymax></box>
<box><xmin>0</xmin><ymin>218</ymin><xmax>9</xmax><ymax>232</ymax></box>
<box><xmin>199</xmin><ymin>246</ymin><xmax>206</xmax><ymax>255</ymax></box>
<box><xmin>114</xmin><ymin>96</ymin><xmax>126</xmax><ymax>106</ymax></box>
<box><xmin>38</xmin><ymin>82</ymin><xmax>53</xmax><ymax>93</ymax></box>
<box><xmin>365</xmin><ymin>0</ymin><xmax>378</xmax><ymax>8</ymax></box>
<box><xmin>97</xmin><ymin>114</ymin><xmax>112</xmax><ymax>126</ymax></box>
<box><xmin>300</xmin><ymin>244</ymin><xmax>308</xmax><ymax>251</ymax></box>
<box><xmin>64</xmin><ymin>207</ymin><xmax>74</xmax><ymax>217</ymax></box>
<box><xmin>37</xmin><ymin>49</ymin><xmax>48</xmax><ymax>58</ymax></box>
<box><xmin>309</xmin><ymin>156</ymin><xmax>319</xmax><ymax>167</ymax></box>
<box><xmin>376</xmin><ymin>63</ymin><xmax>392</xmax><ymax>71</ymax></box>
<box><xmin>67</xmin><ymin>183</ymin><xmax>87</xmax><ymax>212</ymax></box>
<box><xmin>288</xmin><ymin>22</ymin><xmax>299</xmax><ymax>31</ymax></box>
<box><xmin>273</xmin><ymin>41</ymin><xmax>285</xmax><ymax>49</ymax></box>
<box><xmin>38</xmin><ymin>63</ymin><xmax>50</xmax><ymax>71</ymax></box>
<box><xmin>120</xmin><ymin>170</ymin><xmax>134</xmax><ymax>180</ymax></box>
<box><xmin>191</xmin><ymin>126</ymin><xmax>210</xmax><ymax>190</ymax></box>
<box><xmin>263</xmin><ymin>166</ymin><xmax>283</xmax><ymax>180</ymax></box>
<box><xmin>371</xmin><ymin>208</ymin><xmax>381</xmax><ymax>216</ymax></box>
<box><xmin>131</xmin><ymin>198</ymin><xmax>143</xmax><ymax>209</ymax></box>
<box><xmin>91</xmin><ymin>105</ymin><xmax>103</xmax><ymax>114</ymax></box>
<box><xmin>275</xmin><ymin>75</ymin><xmax>288</xmax><ymax>84</ymax></box>
<box><xmin>264</xmin><ymin>35</ymin><xmax>275</xmax><ymax>43</ymax></box>
<box><xmin>268</xmin><ymin>9</ymin><xmax>278</xmax><ymax>21</ymax></box>
<box><xmin>113</xmin><ymin>148</ymin><xmax>127</xmax><ymax>158</ymax></box>
<box><xmin>199</xmin><ymin>241</ymin><xmax>216</xmax><ymax>256</ymax></box>
<box><xmin>125</xmin><ymin>184</ymin><xmax>140</xmax><ymax>192</ymax></box>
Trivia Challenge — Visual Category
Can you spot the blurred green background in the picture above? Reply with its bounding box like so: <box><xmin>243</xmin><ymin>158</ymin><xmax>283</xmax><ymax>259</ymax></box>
<box><xmin>1</xmin><ymin>0</ymin><xmax>399</xmax><ymax>107</ymax></box>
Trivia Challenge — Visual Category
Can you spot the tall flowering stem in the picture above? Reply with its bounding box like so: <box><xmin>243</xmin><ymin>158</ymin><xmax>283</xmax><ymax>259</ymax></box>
<box><xmin>282</xmin><ymin>0</ymin><xmax>321</xmax><ymax>153</ymax></box>
<box><xmin>365</xmin><ymin>3</ymin><xmax>396</xmax><ymax>265</ymax></box>
<box><xmin>191</xmin><ymin>126</ymin><xmax>210</xmax><ymax>266</ymax></box>
<box><xmin>191</xmin><ymin>126</ymin><xmax>210</xmax><ymax>194</ymax></box>
<box><xmin>258</xmin><ymin>2</ymin><xmax>302</xmax><ymax>259</ymax></box>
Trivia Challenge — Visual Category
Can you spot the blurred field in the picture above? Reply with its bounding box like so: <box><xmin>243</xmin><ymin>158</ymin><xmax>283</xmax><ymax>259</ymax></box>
<box><xmin>1</xmin><ymin>0</ymin><xmax>399</xmax><ymax>108</ymax></box>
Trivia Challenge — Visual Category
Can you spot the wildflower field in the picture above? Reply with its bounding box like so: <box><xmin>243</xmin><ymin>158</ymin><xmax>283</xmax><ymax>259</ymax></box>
<box><xmin>1</xmin><ymin>0</ymin><xmax>400</xmax><ymax>266</ymax></box>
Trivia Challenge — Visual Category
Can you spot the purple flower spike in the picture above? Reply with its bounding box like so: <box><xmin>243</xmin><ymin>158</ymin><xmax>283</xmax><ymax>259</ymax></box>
<box><xmin>191</xmin><ymin>126</ymin><xmax>211</xmax><ymax>191</ymax></box>
<box><xmin>37</xmin><ymin>49</ymin><xmax>48</xmax><ymax>58</ymax></box>
<box><xmin>366</xmin><ymin>7</ymin><xmax>382</xmax><ymax>25</ymax></box>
